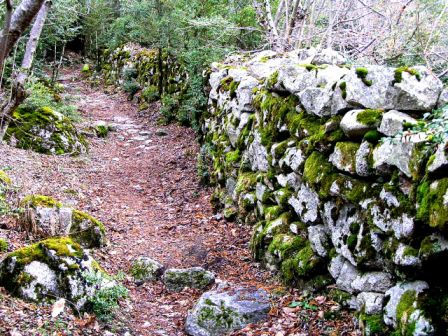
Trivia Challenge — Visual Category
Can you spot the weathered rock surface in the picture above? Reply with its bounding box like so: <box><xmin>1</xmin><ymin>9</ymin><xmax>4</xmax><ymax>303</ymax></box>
<box><xmin>19</xmin><ymin>195</ymin><xmax>106</xmax><ymax>248</ymax></box>
<box><xmin>5</xmin><ymin>106</ymin><xmax>87</xmax><ymax>155</ymax></box>
<box><xmin>204</xmin><ymin>49</ymin><xmax>448</xmax><ymax>335</ymax></box>
<box><xmin>185</xmin><ymin>283</ymin><xmax>270</xmax><ymax>336</ymax></box>
<box><xmin>163</xmin><ymin>267</ymin><xmax>215</xmax><ymax>292</ymax></box>
<box><xmin>131</xmin><ymin>256</ymin><xmax>164</xmax><ymax>282</ymax></box>
<box><xmin>0</xmin><ymin>237</ymin><xmax>112</xmax><ymax>310</ymax></box>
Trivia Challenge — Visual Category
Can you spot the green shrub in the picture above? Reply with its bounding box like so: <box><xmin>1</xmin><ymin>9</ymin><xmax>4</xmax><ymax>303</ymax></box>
<box><xmin>83</xmin><ymin>271</ymin><xmax>129</xmax><ymax>322</ymax></box>
<box><xmin>160</xmin><ymin>94</ymin><xmax>180</xmax><ymax>124</ymax></box>
<box><xmin>142</xmin><ymin>85</ymin><xmax>160</xmax><ymax>103</ymax></box>
<box><xmin>122</xmin><ymin>80</ymin><xmax>140</xmax><ymax>98</ymax></box>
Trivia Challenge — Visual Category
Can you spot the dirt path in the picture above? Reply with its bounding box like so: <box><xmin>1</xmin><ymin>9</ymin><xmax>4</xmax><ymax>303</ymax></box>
<box><xmin>0</xmin><ymin>68</ymin><xmax>358</xmax><ymax>336</ymax></box>
<box><xmin>0</xmin><ymin>68</ymin><xmax>273</xmax><ymax>335</ymax></box>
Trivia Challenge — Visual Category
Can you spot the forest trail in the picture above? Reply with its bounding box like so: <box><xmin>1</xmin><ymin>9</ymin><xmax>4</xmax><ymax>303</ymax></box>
<box><xmin>0</xmin><ymin>67</ymin><xmax>272</xmax><ymax>335</ymax></box>
<box><xmin>0</xmin><ymin>67</ymin><xmax>357</xmax><ymax>336</ymax></box>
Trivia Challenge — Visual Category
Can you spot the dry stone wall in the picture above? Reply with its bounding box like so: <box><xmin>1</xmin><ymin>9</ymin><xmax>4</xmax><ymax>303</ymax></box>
<box><xmin>201</xmin><ymin>48</ymin><xmax>448</xmax><ymax>335</ymax></box>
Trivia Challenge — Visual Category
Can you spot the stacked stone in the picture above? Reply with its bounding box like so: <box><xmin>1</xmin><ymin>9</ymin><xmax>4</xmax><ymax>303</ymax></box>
<box><xmin>202</xmin><ymin>48</ymin><xmax>448</xmax><ymax>335</ymax></box>
<box><xmin>101</xmin><ymin>43</ymin><xmax>186</xmax><ymax>99</ymax></box>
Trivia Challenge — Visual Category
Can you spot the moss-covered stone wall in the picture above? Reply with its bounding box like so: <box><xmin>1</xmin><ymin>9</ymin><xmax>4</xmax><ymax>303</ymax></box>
<box><xmin>201</xmin><ymin>48</ymin><xmax>448</xmax><ymax>335</ymax></box>
<box><xmin>100</xmin><ymin>43</ymin><xmax>186</xmax><ymax>108</ymax></box>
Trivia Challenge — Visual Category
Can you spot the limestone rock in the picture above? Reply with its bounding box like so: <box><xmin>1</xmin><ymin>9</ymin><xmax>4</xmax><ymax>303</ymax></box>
<box><xmin>340</xmin><ymin>110</ymin><xmax>377</xmax><ymax>139</ymax></box>
<box><xmin>247</xmin><ymin>132</ymin><xmax>269</xmax><ymax>172</ymax></box>
<box><xmin>329</xmin><ymin>142</ymin><xmax>359</xmax><ymax>174</ymax></box>
<box><xmin>437</xmin><ymin>88</ymin><xmax>448</xmax><ymax>108</ymax></box>
<box><xmin>378</xmin><ymin>110</ymin><xmax>417</xmax><ymax>137</ymax></box>
<box><xmin>5</xmin><ymin>106</ymin><xmax>87</xmax><ymax>155</ymax></box>
<box><xmin>370</xmin><ymin>204</ymin><xmax>414</xmax><ymax>239</ymax></box>
<box><xmin>356</xmin><ymin>292</ymin><xmax>384</xmax><ymax>314</ymax></box>
<box><xmin>393</xmin><ymin>66</ymin><xmax>443</xmax><ymax>111</ymax></box>
<box><xmin>288</xmin><ymin>184</ymin><xmax>320</xmax><ymax>224</ymax></box>
<box><xmin>393</xmin><ymin>243</ymin><xmax>421</xmax><ymax>267</ymax></box>
<box><xmin>19</xmin><ymin>195</ymin><xmax>106</xmax><ymax>248</ymax></box>
<box><xmin>163</xmin><ymin>267</ymin><xmax>215</xmax><ymax>292</ymax></box>
<box><xmin>311</xmin><ymin>49</ymin><xmax>347</xmax><ymax>66</ymax></box>
<box><xmin>276</xmin><ymin>173</ymin><xmax>302</xmax><ymax>191</ymax></box>
<box><xmin>279</xmin><ymin>147</ymin><xmax>306</xmax><ymax>171</ymax></box>
<box><xmin>372</xmin><ymin>140</ymin><xmax>416</xmax><ymax>177</ymax></box>
<box><xmin>0</xmin><ymin>237</ymin><xmax>114</xmax><ymax>310</ymax></box>
<box><xmin>355</xmin><ymin>141</ymin><xmax>374</xmax><ymax>177</ymax></box>
<box><xmin>351</xmin><ymin>272</ymin><xmax>393</xmax><ymax>293</ymax></box>
<box><xmin>427</xmin><ymin>140</ymin><xmax>448</xmax><ymax>174</ymax></box>
<box><xmin>307</xmin><ymin>225</ymin><xmax>329</xmax><ymax>257</ymax></box>
<box><xmin>384</xmin><ymin>281</ymin><xmax>430</xmax><ymax>329</ymax></box>
<box><xmin>329</xmin><ymin>255</ymin><xmax>359</xmax><ymax>293</ymax></box>
<box><xmin>131</xmin><ymin>257</ymin><xmax>164</xmax><ymax>282</ymax></box>
<box><xmin>185</xmin><ymin>283</ymin><xmax>270</xmax><ymax>336</ymax></box>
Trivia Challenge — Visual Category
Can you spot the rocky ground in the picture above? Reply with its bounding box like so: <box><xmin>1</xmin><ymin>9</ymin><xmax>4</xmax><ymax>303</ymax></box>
<box><xmin>0</xmin><ymin>67</ymin><xmax>357</xmax><ymax>335</ymax></box>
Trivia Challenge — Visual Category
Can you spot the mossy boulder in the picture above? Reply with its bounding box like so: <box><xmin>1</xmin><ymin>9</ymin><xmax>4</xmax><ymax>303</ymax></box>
<box><xmin>20</xmin><ymin>195</ymin><xmax>106</xmax><ymax>248</ymax></box>
<box><xmin>162</xmin><ymin>267</ymin><xmax>215</xmax><ymax>292</ymax></box>
<box><xmin>0</xmin><ymin>237</ymin><xmax>111</xmax><ymax>309</ymax></box>
<box><xmin>416</xmin><ymin>178</ymin><xmax>448</xmax><ymax>231</ymax></box>
<box><xmin>185</xmin><ymin>283</ymin><xmax>270</xmax><ymax>336</ymax></box>
<box><xmin>5</xmin><ymin>106</ymin><xmax>87</xmax><ymax>155</ymax></box>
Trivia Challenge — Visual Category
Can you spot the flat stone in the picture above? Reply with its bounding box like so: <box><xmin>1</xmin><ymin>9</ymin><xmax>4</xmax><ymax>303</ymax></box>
<box><xmin>163</xmin><ymin>267</ymin><xmax>215</xmax><ymax>292</ymax></box>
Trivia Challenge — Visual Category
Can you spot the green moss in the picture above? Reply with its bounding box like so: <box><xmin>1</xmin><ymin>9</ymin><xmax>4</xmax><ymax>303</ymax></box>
<box><xmin>396</xmin><ymin>290</ymin><xmax>417</xmax><ymax>323</ymax></box>
<box><xmin>359</xmin><ymin>312</ymin><xmax>388</xmax><ymax>335</ymax></box>
<box><xmin>9</xmin><ymin>237</ymin><xmax>83</xmax><ymax>266</ymax></box>
<box><xmin>356</xmin><ymin>109</ymin><xmax>383</xmax><ymax>127</ymax></box>
<box><xmin>267</xmin><ymin>70</ymin><xmax>279</xmax><ymax>88</ymax></box>
<box><xmin>419</xmin><ymin>236</ymin><xmax>442</xmax><ymax>258</ymax></box>
<box><xmin>223</xmin><ymin>207</ymin><xmax>237</xmax><ymax>220</ymax></box>
<box><xmin>268</xmin><ymin>234</ymin><xmax>306</xmax><ymax>261</ymax></box>
<box><xmin>303</xmin><ymin>151</ymin><xmax>334</xmax><ymax>186</ymax></box>
<box><xmin>264</xmin><ymin>205</ymin><xmax>283</xmax><ymax>221</ymax></box>
<box><xmin>225</xmin><ymin>149</ymin><xmax>240</xmax><ymax>164</ymax></box>
<box><xmin>333</xmin><ymin>142</ymin><xmax>360</xmax><ymax>173</ymax></box>
<box><xmin>394</xmin><ymin>66</ymin><xmax>421</xmax><ymax>84</ymax></box>
<box><xmin>339</xmin><ymin>81</ymin><xmax>347</xmax><ymax>99</ymax></box>
<box><xmin>416</xmin><ymin>178</ymin><xmax>448</xmax><ymax>231</ymax></box>
<box><xmin>73</xmin><ymin>209</ymin><xmax>106</xmax><ymax>234</ymax></box>
<box><xmin>234</xmin><ymin>172</ymin><xmax>257</xmax><ymax>195</ymax></box>
<box><xmin>0</xmin><ymin>238</ymin><xmax>8</xmax><ymax>252</ymax></box>
<box><xmin>21</xmin><ymin>195</ymin><xmax>62</xmax><ymax>208</ymax></box>
<box><xmin>275</xmin><ymin>188</ymin><xmax>293</xmax><ymax>206</ymax></box>
<box><xmin>355</xmin><ymin>67</ymin><xmax>373</xmax><ymax>86</ymax></box>
<box><xmin>81</xmin><ymin>64</ymin><xmax>90</xmax><ymax>73</ymax></box>
<box><xmin>220</xmin><ymin>76</ymin><xmax>239</xmax><ymax>97</ymax></box>
<box><xmin>95</xmin><ymin>125</ymin><xmax>109</xmax><ymax>138</ymax></box>
<box><xmin>0</xmin><ymin>171</ymin><xmax>11</xmax><ymax>185</ymax></box>
<box><xmin>328</xmin><ymin>288</ymin><xmax>352</xmax><ymax>305</ymax></box>
<box><xmin>363</xmin><ymin>130</ymin><xmax>382</xmax><ymax>144</ymax></box>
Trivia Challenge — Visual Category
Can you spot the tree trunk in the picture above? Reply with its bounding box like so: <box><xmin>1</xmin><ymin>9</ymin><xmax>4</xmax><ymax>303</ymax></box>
<box><xmin>0</xmin><ymin>0</ymin><xmax>51</xmax><ymax>141</ymax></box>
<box><xmin>0</xmin><ymin>0</ymin><xmax>13</xmax><ymax>84</ymax></box>
<box><xmin>0</xmin><ymin>0</ymin><xmax>47</xmax><ymax>60</ymax></box>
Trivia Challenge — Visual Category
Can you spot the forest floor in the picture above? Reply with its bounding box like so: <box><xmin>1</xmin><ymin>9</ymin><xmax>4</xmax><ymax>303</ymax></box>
<box><xmin>0</xmin><ymin>67</ymin><xmax>357</xmax><ymax>336</ymax></box>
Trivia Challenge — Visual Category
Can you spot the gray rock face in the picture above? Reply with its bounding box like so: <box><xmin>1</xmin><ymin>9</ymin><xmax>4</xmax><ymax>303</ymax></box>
<box><xmin>370</xmin><ymin>204</ymin><xmax>414</xmax><ymax>239</ymax></box>
<box><xmin>351</xmin><ymin>272</ymin><xmax>393</xmax><ymax>293</ymax></box>
<box><xmin>288</xmin><ymin>184</ymin><xmax>320</xmax><ymax>224</ymax></box>
<box><xmin>131</xmin><ymin>257</ymin><xmax>164</xmax><ymax>282</ymax></box>
<box><xmin>276</xmin><ymin>173</ymin><xmax>302</xmax><ymax>191</ymax></box>
<box><xmin>427</xmin><ymin>140</ymin><xmax>448</xmax><ymax>173</ymax></box>
<box><xmin>384</xmin><ymin>281</ymin><xmax>429</xmax><ymax>328</ymax></box>
<box><xmin>372</xmin><ymin>140</ymin><xmax>415</xmax><ymax>177</ymax></box>
<box><xmin>379</xmin><ymin>110</ymin><xmax>417</xmax><ymax>137</ymax></box>
<box><xmin>356</xmin><ymin>292</ymin><xmax>384</xmax><ymax>314</ymax></box>
<box><xmin>163</xmin><ymin>267</ymin><xmax>215</xmax><ymax>292</ymax></box>
<box><xmin>340</xmin><ymin>110</ymin><xmax>376</xmax><ymax>138</ymax></box>
<box><xmin>438</xmin><ymin>88</ymin><xmax>448</xmax><ymax>108</ymax></box>
<box><xmin>332</xmin><ymin>66</ymin><xmax>396</xmax><ymax>113</ymax></box>
<box><xmin>311</xmin><ymin>48</ymin><xmax>347</xmax><ymax>65</ymax></box>
<box><xmin>247</xmin><ymin>132</ymin><xmax>269</xmax><ymax>172</ymax></box>
<box><xmin>355</xmin><ymin>141</ymin><xmax>373</xmax><ymax>176</ymax></box>
<box><xmin>20</xmin><ymin>198</ymin><xmax>106</xmax><ymax>248</ymax></box>
<box><xmin>329</xmin><ymin>255</ymin><xmax>359</xmax><ymax>293</ymax></box>
<box><xmin>308</xmin><ymin>225</ymin><xmax>330</xmax><ymax>257</ymax></box>
<box><xmin>185</xmin><ymin>283</ymin><xmax>270</xmax><ymax>336</ymax></box>
<box><xmin>393</xmin><ymin>243</ymin><xmax>421</xmax><ymax>267</ymax></box>
<box><xmin>280</xmin><ymin>147</ymin><xmax>306</xmax><ymax>171</ymax></box>
<box><xmin>394</xmin><ymin>66</ymin><xmax>443</xmax><ymax>111</ymax></box>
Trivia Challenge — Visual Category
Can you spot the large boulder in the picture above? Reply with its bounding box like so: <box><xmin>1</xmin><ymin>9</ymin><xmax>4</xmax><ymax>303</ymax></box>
<box><xmin>19</xmin><ymin>195</ymin><xmax>106</xmax><ymax>248</ymax></box>
<box><xmin>185</xmin><ymin>283</ymin><xmax>270</xmax><ymax>336</ymax></box>
<box><xmin>0</xmin><ymin>237</ymin><xmax>115</xmax><ymax>310</ymax></box>
<box><xmin>5</xmin><ymin>106</ymin><xmax>87</xmax><ymax>155</ymax></box>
